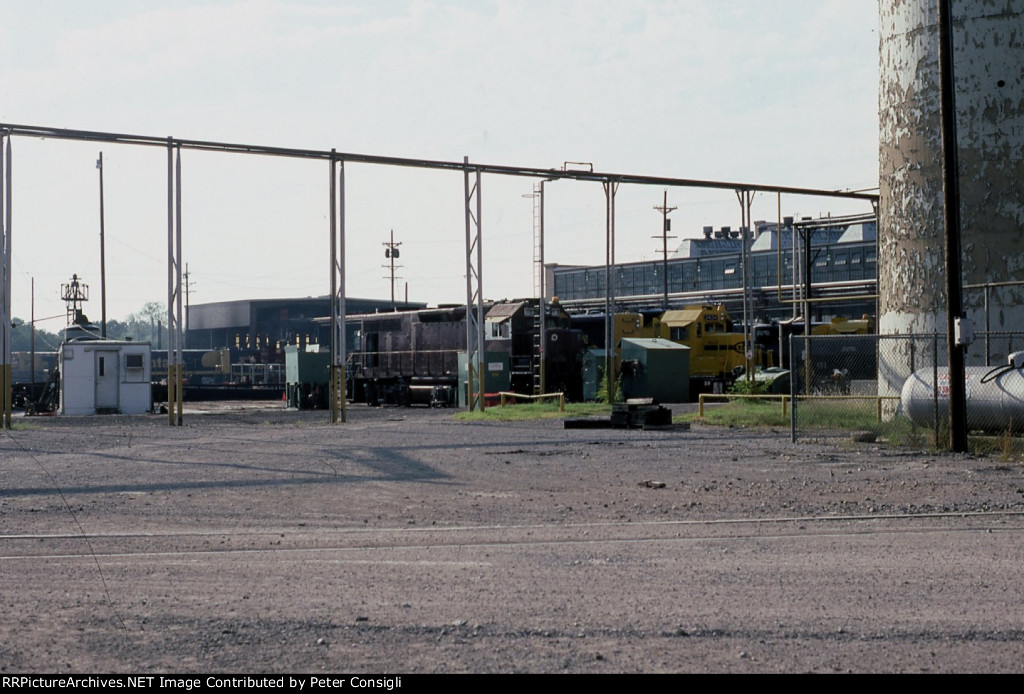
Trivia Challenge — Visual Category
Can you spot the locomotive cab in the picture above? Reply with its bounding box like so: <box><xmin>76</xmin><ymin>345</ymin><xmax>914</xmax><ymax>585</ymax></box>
<box><xmin>658</xmin><ymin>304</ymin><xmax>749</xmax><ymax>393</ymax></box>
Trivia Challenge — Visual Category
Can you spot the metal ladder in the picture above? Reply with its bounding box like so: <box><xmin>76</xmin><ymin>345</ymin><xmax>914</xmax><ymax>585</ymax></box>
<box><xmin>532</xmin><ymin>302</ymin><xmax>543</xmax><ymax>395</ymax></box>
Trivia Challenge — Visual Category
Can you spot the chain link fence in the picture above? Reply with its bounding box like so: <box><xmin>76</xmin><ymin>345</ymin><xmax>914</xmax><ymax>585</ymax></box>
<box><xmin>789</xmin><ymin>332</ymin><xmax>1024</xmax><ymax>453</ymax></box>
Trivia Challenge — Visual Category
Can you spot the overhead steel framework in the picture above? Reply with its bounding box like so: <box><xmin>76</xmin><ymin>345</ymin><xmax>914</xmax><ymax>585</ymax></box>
<box><xmin>1</xmin><ymin>133</ymin><xmax>11</xmax><ymax>428</ymax></box>
<box><xmin>602</xmin><ymin>179</ymin><xmax>619</xmax><ymax>401</ymax></box>
<box><xmin>464</xmin><ymin>158</ymin><xmax>486</xmax><ymax>412</ymax></box>
<box><xmin>166</xmin><ymin>140</ymin><xmax>184</xmax><ymax>426</ymax></box>
<box><xmin>0</xmin><ymin>123</ymin><xmax>878</xmax><ymax>425</ymax></box>
<box><xmin>329</xmin><ymin>153</ymin><xmax>347</xmax><ymax>424</ymax></box>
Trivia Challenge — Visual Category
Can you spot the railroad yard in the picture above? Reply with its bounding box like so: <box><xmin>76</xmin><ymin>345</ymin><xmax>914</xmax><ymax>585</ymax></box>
<box><xmin>2</xmin><ymin>403</ymin><xmax>1023</xmax><ymax>673</ymax></box>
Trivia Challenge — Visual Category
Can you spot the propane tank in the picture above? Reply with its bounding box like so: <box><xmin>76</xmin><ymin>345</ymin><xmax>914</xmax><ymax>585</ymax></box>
<box><xmin>901</xmin><ymin>353</ymin><xmax>1024</xmax><ymax>433</ymax></box>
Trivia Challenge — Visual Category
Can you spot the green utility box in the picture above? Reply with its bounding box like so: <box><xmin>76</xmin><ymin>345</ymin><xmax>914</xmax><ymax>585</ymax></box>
<box><xmin>285</xmin><ymin>345</ymin><xmax>331</xmax><ymax>384</ymax></box>
<box><xmin>458</xmin><ymin>351</ymin><xmax>511</xmax><ymax>407</ymax></box>
<box><xmin>582</xmin><ymin>347</ymin><xmax>606</xmax><ymax>402</ymax></box>
<box><xmin>285</xmin><ymin>345</ymin><xmax>331</xmax><ymax>409</ymax></box>
<box><xmin>619</xmin><ymin>338</ymin><xmax>690</xmax><ymax>403</ymax></box>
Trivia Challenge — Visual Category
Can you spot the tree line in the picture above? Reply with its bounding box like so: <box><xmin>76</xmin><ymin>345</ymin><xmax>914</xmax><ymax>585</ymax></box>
<box><xmin>9</xmin><ymin>301</ymin><xmax>169</xmax><ymax>352</ymax></box>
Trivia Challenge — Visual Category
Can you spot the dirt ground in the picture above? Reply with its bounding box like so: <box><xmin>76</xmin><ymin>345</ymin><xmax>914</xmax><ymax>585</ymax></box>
<box><xmin>1</xmin><ymin>402</ymin><xmax>1023</xmax><ymax>673</ymax></box>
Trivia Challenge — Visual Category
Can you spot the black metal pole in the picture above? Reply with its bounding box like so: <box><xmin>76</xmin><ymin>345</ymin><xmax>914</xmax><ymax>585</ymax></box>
<box><xmin>98</xmin><ymin>152</ymin><xmax>107</xmax><ymax>338</ymax></box>
<box><xmin>661</xmin><ymin>191</ymin><xmax>669</xmax><ymax>308</ymax></box>
<box><xmin>30</xmin><ymin>277</ymin><xmax>35</xmax><ymax>402</ymax></box>
<box><xmin>938</xmin><ymin>0</ymin><xmax>968</xmax><ymax>452</ymax></box>
<box><xmin>803</xmin><ymin>224</ymin><xmax>812</xmax><ymax>396</ymax></box>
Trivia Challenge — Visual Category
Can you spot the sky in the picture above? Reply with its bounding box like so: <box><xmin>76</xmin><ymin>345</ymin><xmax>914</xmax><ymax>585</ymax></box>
<box><xmin>1</xmin><ymin>0</ymin><xmax>880</xmax><ymax>326</ymax></box>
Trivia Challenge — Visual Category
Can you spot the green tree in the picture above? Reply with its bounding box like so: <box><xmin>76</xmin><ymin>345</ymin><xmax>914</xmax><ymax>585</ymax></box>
<box><xmin>124</xmin><ymin>302</ymin><xmax>168</xmax><ymax>347</ymax></box>
<box><xmin>9</xmin><ymin>318</ymin><xmax>63</xmax><ymax>352</ymax></box>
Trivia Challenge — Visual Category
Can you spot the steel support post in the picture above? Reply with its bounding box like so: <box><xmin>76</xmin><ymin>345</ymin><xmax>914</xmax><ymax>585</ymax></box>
<box><xmin>538</xmin><ymin>180</ymin><xmax>546</xmax><ymax>396</ymax></box>
<box><xmin>603</xmin><ymin>179</ymin><xmax>618</xmax><ymax>402</ymax></box>
<box><xmin>329</xmin><ymin>154</ymin><xmax>347</xmax><ymax>423</ymax></box>
<box><xmin>532</xmin><ymin>181</ymin><xmax>544</xmax><ymax>299</ymax></box>
<box><xmin>533</xmin><ymin>181</ymin><xmax>547</xmax><ymax>395</ymax></box>
<box><xmin>166</xmin><ymin>140</ymin><xmax>184</xmax><ymax>425</ymax></box>
<box><xmin>464</xmin><ymin>157</ymin><xmax>485</xmax><ymax>411</ymax></box>
<box><xmin>0</xmin><ymin>134</ymin><xmax>11</xmax><ymax>428</ymax></box>
<box><xmin>736</xmin><ymin>189</ymin><xmax>754</xmax><ymax>377</ymax></box>
<box><xmin>802</xmin><ymin>224</ymin><xmax>813</xmax><ymax>396</ymax></box>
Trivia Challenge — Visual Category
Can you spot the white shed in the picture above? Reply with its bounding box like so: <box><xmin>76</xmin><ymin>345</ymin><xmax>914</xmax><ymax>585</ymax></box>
<box><xmin>60</xmin><ymin>341</ymin><xmax>152</xmax><ymax>416</ymax></box>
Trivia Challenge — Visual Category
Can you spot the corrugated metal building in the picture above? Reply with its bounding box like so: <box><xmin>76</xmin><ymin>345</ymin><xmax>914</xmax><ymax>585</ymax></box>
<box><xmin>187</xmin><ymin>296</ymin><xmax>426</xmax><ymax>352</ymax></box>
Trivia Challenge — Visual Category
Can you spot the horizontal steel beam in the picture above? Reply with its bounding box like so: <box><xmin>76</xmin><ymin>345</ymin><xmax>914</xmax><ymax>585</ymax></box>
<box><xmin>558</xmin><ymin>279</ymin><xmax>878</xmax><ymax>312</ymax></box>
<box><xmin>0</xmin><ymin>122</ymin><xmax>878</xmax><ymax>201</ymax></box>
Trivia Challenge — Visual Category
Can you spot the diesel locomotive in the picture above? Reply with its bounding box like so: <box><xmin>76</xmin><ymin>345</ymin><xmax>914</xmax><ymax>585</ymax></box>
<box><xmin>345</xmin><ymin>299</ymin><xmax>587</xmax><ymax>406</ymax></box>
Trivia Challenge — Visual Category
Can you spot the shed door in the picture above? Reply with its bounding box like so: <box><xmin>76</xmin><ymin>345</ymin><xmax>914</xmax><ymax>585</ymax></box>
<box><xmin>95</xmin><ymin>351</ymin><xmax>120</xmax><ymax>410</ymax></box>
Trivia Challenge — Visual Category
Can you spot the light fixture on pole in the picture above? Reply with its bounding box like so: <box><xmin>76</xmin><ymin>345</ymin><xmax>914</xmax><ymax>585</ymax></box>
<box><xmin>383</xmin><ymin>229</ymin><xmax>403</xmax><ymax>308</ymax></box>
<box><xmin>653</xmin><ymin>190</ymin><xmax>677</xmax><ymax>309</ymax></box>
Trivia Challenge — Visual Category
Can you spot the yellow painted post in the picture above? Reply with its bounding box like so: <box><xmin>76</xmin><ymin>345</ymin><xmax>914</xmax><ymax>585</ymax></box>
<box><xmin>167</xmin><ymin>364</ymin><xmax>175</xmax><ymax>425</ymax></box>
<box><xmin>477</xmin><ymin>356</ymin><xmax>486</xmax><ymax>412</ymax></box>
<box><xmin>176</xmin><ymin>362</ymin><xmax>183</xmax><ymax>426</ymax></box>
<box><xmin>330</xmin><ymin>365</ymin><xmax>346</xmax><ymax>424</ymax></box>
<box><xmin>330</xmin><ymin>365</ymin><xmax>337</xmax><ymax>423</ymax></box>
<box><xmin>339</xmin><ymin>365</ymin><xmax>346</xmax><ymax>423</ymax></box>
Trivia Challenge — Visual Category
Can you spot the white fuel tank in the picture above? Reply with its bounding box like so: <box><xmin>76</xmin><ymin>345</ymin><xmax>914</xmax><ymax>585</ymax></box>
<box><xmin>901</xmin><ymin>363</ymin><xmax>1024</xmax><ymax>433</ymax></box>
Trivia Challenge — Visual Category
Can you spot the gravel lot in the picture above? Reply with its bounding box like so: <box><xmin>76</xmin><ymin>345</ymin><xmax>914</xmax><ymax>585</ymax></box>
<box><xmin>2</xmin><ymin>403</ymin><xmax>1023</xmax><ymax>673</ymax></box>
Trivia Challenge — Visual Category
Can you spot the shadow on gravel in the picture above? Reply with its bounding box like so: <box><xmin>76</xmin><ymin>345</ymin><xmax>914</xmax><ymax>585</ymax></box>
<box><xmin>2</xmin><ymin>447</ymin><xmax>451</xmax><ymax>498</ymax></box>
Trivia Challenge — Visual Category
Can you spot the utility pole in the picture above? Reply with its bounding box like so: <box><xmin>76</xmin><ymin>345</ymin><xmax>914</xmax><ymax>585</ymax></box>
<box><xmin>938</xmin><ymin>0</ymin><xmax>968</xmax><ymax>452</ymax></box>
<box><xmin>97</xmin><ymin>152</ymin><xmax>107</xmax><ymax>338</ymax></box>
<box><xmin>30</xmin><ymin>277</ymin><xmax>35</xmax><ymax>401</ymax></box>
<box><xmin>382</xmin><ymin>229</ymin><xmax>402</xmax><ymax>308</ymax></box>
<box><xmin>652</xmin><ymin>190</ymin><xmax>677</xmax><ymax>309</ymax></box>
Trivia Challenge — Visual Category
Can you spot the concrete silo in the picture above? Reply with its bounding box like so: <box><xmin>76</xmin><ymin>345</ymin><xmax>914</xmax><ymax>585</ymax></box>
<box><xmin>878</xmin><ymin>0</ymin><xmax>1023</xmax><ymax>355</ymax></box>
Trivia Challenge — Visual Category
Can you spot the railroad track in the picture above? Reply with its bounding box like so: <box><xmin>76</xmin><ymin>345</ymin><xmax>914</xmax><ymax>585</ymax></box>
<box><xmin>4</xmin><ymin>510</ymin><xmax>1022</xmax><ymax>562</ymax></box>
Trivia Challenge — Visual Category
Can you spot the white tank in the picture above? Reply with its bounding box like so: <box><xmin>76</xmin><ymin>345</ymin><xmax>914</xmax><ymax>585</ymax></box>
<box><xmin>901</xmin><ymin>364</ymin><xmax>1024</xmax><ymax>433</ymax></box>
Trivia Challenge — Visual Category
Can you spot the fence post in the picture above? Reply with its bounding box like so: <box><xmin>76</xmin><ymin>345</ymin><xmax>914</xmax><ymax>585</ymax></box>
<box><xmin>790</xmin><ymin>333</ymin><xmax>798</xmax><ymax>443</ymax></box>
<box><xmin>932</xmin><ymin>333</ymin><xmax>940</xmax><ymax>449</ymax></box>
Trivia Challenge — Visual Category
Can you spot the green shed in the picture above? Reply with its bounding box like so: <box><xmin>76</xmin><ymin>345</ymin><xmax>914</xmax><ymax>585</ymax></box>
<box><xmin>619</xmin><ymin>338</ymin><xmax>690</xmax><ymax>403</ymax></box>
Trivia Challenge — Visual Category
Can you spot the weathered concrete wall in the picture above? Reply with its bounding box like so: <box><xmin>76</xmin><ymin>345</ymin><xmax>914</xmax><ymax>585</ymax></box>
<box><xmin>879</xmin><ymin>0</ymin><xmax>1024</xmax><ymax>384</ymax></box>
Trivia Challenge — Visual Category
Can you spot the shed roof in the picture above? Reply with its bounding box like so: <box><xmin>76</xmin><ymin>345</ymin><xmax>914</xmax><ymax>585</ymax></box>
<box><xmin>659</xmin><ymin>308</ymin><xmax>703</xmax><ymax>326</ymax></box>
<box><xmin>485</xmin><ymin>301</ymin><xmax>527</xmax><ymax>321</ymax></box>
<box><xmin>620</xmin><ymin>337</ymin><xmax>690</xmax><ymax>351</ymax></box>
